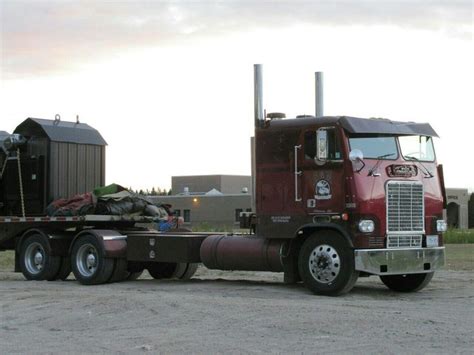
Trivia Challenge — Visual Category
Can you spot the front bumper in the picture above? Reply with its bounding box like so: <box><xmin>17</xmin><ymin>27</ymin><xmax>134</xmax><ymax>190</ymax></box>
<box><xmin>354</xmin><ymin>247</ymin><xmax>445</xmax><ymax>275</ymax></box>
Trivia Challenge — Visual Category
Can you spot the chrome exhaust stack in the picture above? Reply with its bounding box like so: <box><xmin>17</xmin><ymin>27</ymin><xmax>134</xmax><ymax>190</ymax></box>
<box><xmin>254</xmin><ymin>64</ymin><xmax>264</xmax><ymax>128</ymax></box>
<box><xmin>252</xmin><ymin>64</ymin><xmax>264</xmax><ymax>213</ymax></box>
<box><xmin>315</xmin><ymin>71</ymin><xmax>324</xmax><ymax>118</ymax></box>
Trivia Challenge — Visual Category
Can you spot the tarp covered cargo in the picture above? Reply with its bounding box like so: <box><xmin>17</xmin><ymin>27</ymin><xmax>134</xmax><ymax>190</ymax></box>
<box><xmin>46</xmin><ymin>184</ymin><xmax>170</xmax><ymax>220</ymax></box>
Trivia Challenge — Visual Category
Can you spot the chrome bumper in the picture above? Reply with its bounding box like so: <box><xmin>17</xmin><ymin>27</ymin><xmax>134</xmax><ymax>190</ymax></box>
<box><xmin>354</xmin><ymin>247</ymin><xmax>445</xmax><ymax>275</ymax></box>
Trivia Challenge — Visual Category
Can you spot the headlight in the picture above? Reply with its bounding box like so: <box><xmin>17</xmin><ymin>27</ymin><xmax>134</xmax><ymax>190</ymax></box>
<box><xmin>358</xmin><ymin>220</ymin><xmax>375</xmax><ymax>233</ymax></box>
<box><xmin>436</xmin><ymin>220</ymin><xmax>447</xmax><ymax>233</ymax></box>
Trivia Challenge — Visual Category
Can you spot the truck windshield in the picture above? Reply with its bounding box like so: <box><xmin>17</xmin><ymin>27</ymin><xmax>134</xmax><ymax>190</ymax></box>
<box><xmin>348</xmin><ymin>136</ymin><xmax>398</xmax><ymax>159</ymax></box>
<box><xmin>399</xmin><ymin>135</ymin><xmax>435</xmax><ymax>162</ymax></box>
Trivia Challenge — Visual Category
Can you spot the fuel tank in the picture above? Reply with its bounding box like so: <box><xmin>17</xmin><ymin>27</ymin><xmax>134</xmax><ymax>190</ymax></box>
<box><xmin>200</xmin><ymin>235</ymin><xmax>285</xmax><ymax>272</ymax></box>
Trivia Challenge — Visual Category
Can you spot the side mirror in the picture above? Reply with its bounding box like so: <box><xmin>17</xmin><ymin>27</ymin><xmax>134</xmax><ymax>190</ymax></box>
<box><xmin>349</xmin><ymin>149</ymin><xmax>365</xmax><ymax>173</ymax></box>
<box><xmin>349</xmin><ymin>149</ymin><xmax>363</xmax><ymax>162</ymax></box>
<box><xmin>316</xmin><ymin>129</ymin><xmax>328</xmax><ymax>161</ymax></box>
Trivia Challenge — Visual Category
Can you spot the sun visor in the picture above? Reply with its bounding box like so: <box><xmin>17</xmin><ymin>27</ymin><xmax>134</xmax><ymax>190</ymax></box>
<box><xmin>339</xmin><ymin>117</ymin><xmax>439</xmax><ymax>137</ymax></box>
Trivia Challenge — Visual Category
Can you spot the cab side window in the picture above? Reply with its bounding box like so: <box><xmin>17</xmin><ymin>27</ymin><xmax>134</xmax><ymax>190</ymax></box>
<box><xmin>326</xmin><ymin>128</ymin><xmax>342</xmax><ymax>160</ymax></box>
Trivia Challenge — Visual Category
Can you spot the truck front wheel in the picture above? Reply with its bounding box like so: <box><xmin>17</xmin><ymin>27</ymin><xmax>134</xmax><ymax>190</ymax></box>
<box><xmin>71</xmin><ymin>235</ymin><xmax>114</xmax><ymax>285</ymax></box>
<box><xmin>380</xmin><ymin>272</ymin><xmax>434</xmax><ymax>292</ymax></box>
<box><xmin>298</xmin><ymin>232</ymin><xmax>359</xmax><ymax>296</ymax></box>
<box><xmin>19</xmin><ymin>234</ymin><xmax>61</xmax><ymax>281</ymax></box>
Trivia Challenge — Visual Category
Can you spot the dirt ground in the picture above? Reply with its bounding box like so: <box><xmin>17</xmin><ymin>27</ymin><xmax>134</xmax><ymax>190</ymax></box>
<box><xmin>1</xmin><ymin>246</ymin><xmax>473</xmax><ymax>354</ymax></box>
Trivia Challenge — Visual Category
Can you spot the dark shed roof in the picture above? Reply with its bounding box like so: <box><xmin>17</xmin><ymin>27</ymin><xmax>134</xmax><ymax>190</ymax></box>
<box><xmin>14</xmin><ymin>118</ymin><xmax>107</xmax><ymax>145</ymax></box>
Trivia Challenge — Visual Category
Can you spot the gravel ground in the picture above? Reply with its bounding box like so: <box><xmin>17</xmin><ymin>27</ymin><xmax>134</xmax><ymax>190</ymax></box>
<box><xmin>0</xmin><ymin>266</ymin><xmax>473</xmax><ymax>354</ymax></box>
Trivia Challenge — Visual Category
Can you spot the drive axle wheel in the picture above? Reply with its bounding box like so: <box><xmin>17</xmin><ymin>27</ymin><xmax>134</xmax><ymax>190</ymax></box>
<box><xmin>298</xmin><ymin>231</ymin><xmax>359</xmax><ymax>296</ymax></box>
<box><xmin>108</xmin><ymin>258</ymin><xmax>129</xmax><ymax>283</ymax></box>
<box><xmin>148</xmin><ymin>262</ymin><xmax>198</xmax><ymax>280</ymax></box>
<box><xmin>71</xmin><ymin>235</ymin><xmax>114</xmax><ymax>285</ymax></box>
<box><xmin>19</xmin><ymin>234</ymin><xmax>61</xmax><ymax>281</ymax></box>
<box><xmin>53</xmin><ymin>257</ymin><xmax>72</xmax><ymax>281</ymax></box>
<box><xmin>380</xmin><ymin>272</ymin><xmax>434</xmax><ymax>292</ymax></box>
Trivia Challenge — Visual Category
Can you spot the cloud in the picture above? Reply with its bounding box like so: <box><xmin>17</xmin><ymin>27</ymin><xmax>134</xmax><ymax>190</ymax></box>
<box><xmin>0</xmin><ymin>0</ymin><xmax>471</xmax><ymax>78</ymax></box>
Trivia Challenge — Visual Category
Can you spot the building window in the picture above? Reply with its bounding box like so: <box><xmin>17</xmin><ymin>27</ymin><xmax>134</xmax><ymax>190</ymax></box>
<box><xmin>174</xmin><ymin>209</ymin><xmax>181</xmax><ymax>217</ymax></box>
<box><xmin>183</xmin><ymin>209</ymin><xmax>191</xmax><ymax>223</ymax></box>
<box><xmin>235</xmin><ymin>208</ymin><xmax>243</xmax><ymax>222</ymax></box>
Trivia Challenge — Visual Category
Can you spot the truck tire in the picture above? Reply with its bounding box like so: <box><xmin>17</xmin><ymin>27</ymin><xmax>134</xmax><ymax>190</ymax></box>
<box><xmin>175</xmin><ymin>263</ymin><xmax>198</xmax><ymax>280</ymax></box>
<box><xmin>147</xmin><ymin>262</ymin><xmax>178</xmax><ymax>279</ymax></box>
<box><xmin>380</xmin><ymin>272</ymin><xmax>434</xmax><ymax>292</ymax></box>
<box><xmin>108</xmin><ymin>258</ymin><xmax>129</xmax><ymax>283</ymax></box>
<box><xmin>71</xmin><ymin>235</ymin><xmax>114</xmax><ymax>285</ymax></box>
<box><xmin>298</xmin><ymin>231</ymin><xmax>359</xmax><ymax>296</ymax></box>
<box><xmin>19</xmin><ymin>234</ymin><xmax>61</xmax><ymax>281</ymax></box>
<box><xmin>54</xmin><ymin>257</ymin><xmax>72</xmax><ymax>281</ymax></box>
<box><xmin>147</xmin><ymin>262</ymin><xmax>198</xmax><ymax>280</ymax></box>
<box><xmin>126</xmin><ymin>261</ymin><xmax>144</xmax><ymax>280</ymax></box>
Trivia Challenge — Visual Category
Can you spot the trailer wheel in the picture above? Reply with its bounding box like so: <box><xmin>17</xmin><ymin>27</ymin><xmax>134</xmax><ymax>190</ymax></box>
<box><xmin>147</xmin><ymin>262</ymin><xmax>198</xmax><ymax>280</ymax></box>
<box><xmin>380</xmin><ymin>272</ymin><xmax>434</xmax><ymax>292</ymax></box>
<box><xmin>298</xmin><ymin>231</ymin><xmax>358</xmax><ymax>296</ymax></box>
<box><xmin>19</xmin><ymin>234</ymin><xmax>61</xmax><ymax>281</ymax></box>
<box><xmin>71</xmin><ymin>235</ymin><xmax>114</xmax><ymax>285</ymax></box>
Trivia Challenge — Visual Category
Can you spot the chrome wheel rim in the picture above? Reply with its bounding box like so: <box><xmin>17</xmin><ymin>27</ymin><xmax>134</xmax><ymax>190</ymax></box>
<box><xmin>308</xmin><ymin>244</ymin><xmax>341</xmax><ymax>284</ymax></box>
<box><xmin>24</xmin><ymin>242</ymin><xmax>45</xmax><ymax>275</ymax></box>
<box><xmin>76</xmin><ymin>244</ymin><xmax>99</xmax><ymax>277</ymax></box>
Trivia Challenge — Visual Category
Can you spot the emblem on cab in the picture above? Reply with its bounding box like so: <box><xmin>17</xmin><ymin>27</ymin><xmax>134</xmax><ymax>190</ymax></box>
<box><xmin>315</xmin><ymin>179</ymin><xmax>332</xmax><ymax>200</ymax></box>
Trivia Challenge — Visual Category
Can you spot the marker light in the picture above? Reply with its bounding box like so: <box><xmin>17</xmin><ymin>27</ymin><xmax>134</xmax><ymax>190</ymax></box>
<box><xmin>358</xmin><ymin>220</ymin><xmax>375</xmax><ymax>233</ymax></box>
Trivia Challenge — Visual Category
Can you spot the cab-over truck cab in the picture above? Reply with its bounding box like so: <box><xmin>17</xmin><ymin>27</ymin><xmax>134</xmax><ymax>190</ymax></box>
<box><xmin>254</xmin><ymin>115</ymin><xmax>446</xmax><ymax>295</ymax></box>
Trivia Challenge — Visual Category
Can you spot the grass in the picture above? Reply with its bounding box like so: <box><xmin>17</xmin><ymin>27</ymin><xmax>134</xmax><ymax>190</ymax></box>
<box><xmin>443</xmin><ymin>229</ymin><xmax>474</xmax><ymax>244</ymax></box>
<box><xmin>0</xmin><ymin>250</ymin><xmax>14</xmax><ymax>271</ymax></box>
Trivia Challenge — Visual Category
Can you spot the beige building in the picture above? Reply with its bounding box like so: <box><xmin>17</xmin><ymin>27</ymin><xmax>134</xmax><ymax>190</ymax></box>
<box><xmin>150</xmin><ymin>175</ymin><xmax>252</xmax><ymax>229</ymax></box>
<box><xmin>172</xmin><ymin>175</ymin><xmax>252</xmax><ymax>195</ymax></box>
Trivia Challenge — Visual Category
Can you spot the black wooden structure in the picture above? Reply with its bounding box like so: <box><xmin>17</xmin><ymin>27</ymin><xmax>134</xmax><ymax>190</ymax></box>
<box><xmin>0</xmin><ymin>118</ymin><xmax>106</xmax><ymax>215</ymax></box>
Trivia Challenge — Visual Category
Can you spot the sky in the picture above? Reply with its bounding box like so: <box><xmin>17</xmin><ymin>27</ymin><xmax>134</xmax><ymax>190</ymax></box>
<box><xmin>0</xmin><ymin>0</ymin><xmax>472</xmax><ymax>192</ymax></box>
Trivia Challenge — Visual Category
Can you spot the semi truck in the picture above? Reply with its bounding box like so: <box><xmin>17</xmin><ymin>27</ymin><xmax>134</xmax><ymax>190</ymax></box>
<box><xmin>0</xmin><ymin>65</ymin><xmax>446</xmax><ymax>295</ymax></box>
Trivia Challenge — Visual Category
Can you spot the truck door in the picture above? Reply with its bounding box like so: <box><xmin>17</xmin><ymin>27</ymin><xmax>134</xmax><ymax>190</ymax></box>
<box><xmin>300</xmin><ymin>127</ymin><xmax>345</xmax><ymax>218</ymax></box>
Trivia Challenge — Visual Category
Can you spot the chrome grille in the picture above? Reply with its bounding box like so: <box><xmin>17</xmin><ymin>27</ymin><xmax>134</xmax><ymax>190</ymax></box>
<box><xmin>386</xmin><ymin>181</ymin><xmax>424</xmax><ymax>233</ymax></box>
<box><xmin>387</xmin><ymin>235</ymin><xmax>422</xmax><ymax>248</ymax></box>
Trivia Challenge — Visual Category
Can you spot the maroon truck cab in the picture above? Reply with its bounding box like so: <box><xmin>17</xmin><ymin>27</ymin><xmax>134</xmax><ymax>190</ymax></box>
<box><xmin>252</xmin><ymin>115</ymin><xmax>446</xmax><ymax>294</ymax></box>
